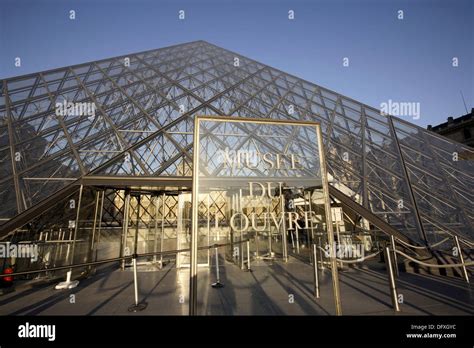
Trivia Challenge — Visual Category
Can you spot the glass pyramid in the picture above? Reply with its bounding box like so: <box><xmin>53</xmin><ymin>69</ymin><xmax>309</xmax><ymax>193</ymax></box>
<box><xmin>1</xmin><ymin>40</ymin><xmax>473</xmax><ymax>246</ymax></box>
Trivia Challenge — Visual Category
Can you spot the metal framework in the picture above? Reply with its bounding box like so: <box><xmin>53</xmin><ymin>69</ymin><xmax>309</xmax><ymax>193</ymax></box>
<box><xmin>1</xmin><ymin>40</ymin><xmax>473</xmax><ymax>246</ymax></box>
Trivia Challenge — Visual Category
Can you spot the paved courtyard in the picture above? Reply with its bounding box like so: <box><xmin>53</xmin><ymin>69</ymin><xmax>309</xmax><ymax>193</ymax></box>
<box><xmin>1</xmin><ymin>257</ymin><xmax>472</xmax><ymax>316</ymax></box>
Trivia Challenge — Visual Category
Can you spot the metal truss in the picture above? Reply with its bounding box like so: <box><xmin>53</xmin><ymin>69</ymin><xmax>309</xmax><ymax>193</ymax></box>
<box><xmin>1</xmin><ymin>40</ymin><xmax>473</xmax><ymax>246</ymax></box>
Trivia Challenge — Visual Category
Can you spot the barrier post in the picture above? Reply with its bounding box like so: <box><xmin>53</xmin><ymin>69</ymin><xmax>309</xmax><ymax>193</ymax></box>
<box><xmin>390</xmin><ymin>235</ymin><xmax>399</xmax><ymax>277</ymax></box>
<box><xmin>313</xmin><ymin>244</ymin><xmax>320</xmax><ymax>298</ymax></box>
<box><xmin>385</xmin><ymin>247</ymin><xmax>400</xmax><ymax>312</ymax></box>
<box><xmin>212</xmin><ymin>245</ymin><xmax>224</xmax><ymax>288</ymax></box>
<box><xmin>454</xmin><ymin>235</ymin><xmax>469</xmax><ymax>283</ymax></box>
<box><xmin>128</xmin><ymin>197</ymin><xmax>147</xmax><ymax>312</ymax></box>
<box><xmin>127</xmin><ymin>255</ymin><xmax>147</xmax><ymax>312</ymax></box>
<box><xmin>245</xmin><ymin>240</ymin><xmax>252</xmax><ymax>272</ymax></box>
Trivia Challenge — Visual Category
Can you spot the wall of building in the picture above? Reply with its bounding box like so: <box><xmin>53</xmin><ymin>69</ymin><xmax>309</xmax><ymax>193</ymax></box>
<box><xmin>428</xmin><ymin>108</ymin><xmax>474</xmax><ymax>147</ymax></box>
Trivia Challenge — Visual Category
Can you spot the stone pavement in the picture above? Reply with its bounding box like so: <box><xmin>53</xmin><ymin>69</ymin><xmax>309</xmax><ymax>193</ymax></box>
<box><xmin>0</xmin><ymin>257</ymin><xmax>472</xmax><ymax>316</ymax></box>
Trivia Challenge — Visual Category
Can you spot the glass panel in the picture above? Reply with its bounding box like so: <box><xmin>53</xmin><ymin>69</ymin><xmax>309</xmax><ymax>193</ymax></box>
<box><xmin>192</xmin><ymin>117</ymin><xmax>336</xmax><ymax>313</ymax></box>
<box><xmin>393</xmin><ymin>118</ymin><xmax>474</xmax><ymax>241</ymax></box>
<box><xmin>15</xmin><ymin>129</ymin><xmax>69</xmax><ymax>171</ymax></box>
<box><xmin>1</xmin><ymin>40</ymin><xmax>472</xmax><ymax>251</ymax></box>
<box><xmin>0</xmin><ymin>179</ymin><xmax>17</xmax><ymax>221</ymax></box>
<box><xmin>19</xmin><ymin>153</ymin><xmax>81</xmax><ymax>209</ymax></box>
<box><xmin>0</xmin><ymin>147</ymin><xmax>13</xmax><ymax>177</ymax></box>
<box><xmin>94</xmin><ymin>151</ymin><xmax>145</xmax><ymax>176</ymax></box>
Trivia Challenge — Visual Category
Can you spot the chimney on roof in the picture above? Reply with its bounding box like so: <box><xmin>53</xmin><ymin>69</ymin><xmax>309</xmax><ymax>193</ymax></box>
<box><xmin>447</xmin><ymin>116</ymin><xmax>454</xmax><ymax>123</ymax></box>
<box><xmin>427</xmin><ymin>125</ymin><xmax>432</xmax><ymax>130</ymax></box>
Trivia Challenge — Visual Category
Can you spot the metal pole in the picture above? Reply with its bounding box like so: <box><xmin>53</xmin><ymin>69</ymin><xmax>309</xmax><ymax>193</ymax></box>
<box><xmin>318</xmin><ymin>236</ymin><xmax>324</xmax><ymax>270</ymax></box>
<box><xmin>95</xmin><ymin>190</ymin><xmax>105</xmax><ymax>262</ymax></box>
<box><xmin>387</xmin><ymin>116</ymin><xmax>427</xmax><ymax>242</ymax></box>
<box><xmin>215</xmin><ymin>246</ymin><xmax>220</xmax><ymax>282</ymax></box>
<box><xmin>280</xmin><ymin>193</ymin><xmax>288</xmax><ymax>262</ymax></box>
<box><xmin>53</xmin><ymin>229</ymin><xmax>61</xmax><ymax>267</ymax></box>
<box><xmin>390</xmin><ymin>235</ymin><xmax>399</xmax><ymax>277</ymax></box>
<box><xmin>454</xmin><ymin>235</ymin><xmax>469</xmax><ymax>283</ymax></box>
<box><xmin>69</xmin><ymin>185</ymin><xmax>83</xmax><ymax>268</ymax></box>
<box><xmin>239</xmin><ymin>189</ymin><xmax>244</xmax><ymax>270</ymax></box>
<box><xmin>133</xmin><ymin>258</ymin><xmax>139</xmax><ymax>305</ymax></box>
<box><xmin>189</xmin><ymin>117</ymin><xmax>201</xmax><ymax>315</ymax></box>
<box><xmin>336</xmin><ymin>222</ymin><xmax>343</xmax><ymax>270</ymax></box>
<box><xmin>153</xmin><ymin>194</ymin><xmax>159</xmax><ymax>264</ymax></box>
<box><xmin>305</xmin><ymin>214</ymin><xmax>311</xmax><ymax>256</ymax></box>
<box><xmin>65</xmin><ymin>229</ymin><xmax>71</xmax><ymax>266</ymax></box>
<box><xmin>230</xmin><ymin>193</ymin><xmax>236</xmax><ymax>261</ymax></box>
<box><xmin>316</xmin><ymin>124</ymin><xmax>342</xmax><ymax>315</ymax></box>
<box><xmin>127</xmin><ymin>256</ymin><xmax>148</xmax><ymax>312</ymax></box>
<box><xmin>134</xmin><ymin>196</ymin><xmax>140</xmax><ymax>259</ymax></box>
<box><xmin>212</xmin><ymin>246</ymin><xmax>224</xmax><ymax>288</ymax></box>
<box><xmin>207</xmin><ymin>194</ymin><xmax>211</xmax><ymax>265</ymax></box>
<box><xmin>246</xmin><ymin>240</ymin><xmax>251</xmax><ymax>271</ymax></box>
<box><xmin>385</xmin><ymin>246</ymin><xmax>400</xmax><ymax>312</ymax></box>
<box><xmin>161</xmin><ymin>193</ymin><xmax>165</xmax><ymax>267</ymax></box>
<box><xmin>307</xmin><ymin>191</ymin><xmax>314</xmax><ymax>245</ymax></box>
<box><xmin>128</xmin><ymin>195</ymin><xmax>147</xmax><ymax>312</ymax></box>
<box><xmin>121</xmin><ymin>190</ymin><xmax>131</xmax><ymax>270</ymax></box>
<box><xmin>88</xmin><ymin>191</ymin><xmax>100</xmax><ymax>272</ymax></box>
<box><xmin>295</xmin><ymin>225</ymin><xmax>300</xmax><ymax>254</ymax></box>
<box><xmin>313</xmin><ymin>244</ymin><xmax>320</xmax><ymax>298</ymax></box>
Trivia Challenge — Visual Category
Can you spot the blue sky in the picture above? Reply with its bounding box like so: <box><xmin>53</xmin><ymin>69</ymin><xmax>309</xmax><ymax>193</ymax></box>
<box><xmin>0</xmin><ymin>0</ymin><xmax>472</xmax><ymax>127</ymax></box>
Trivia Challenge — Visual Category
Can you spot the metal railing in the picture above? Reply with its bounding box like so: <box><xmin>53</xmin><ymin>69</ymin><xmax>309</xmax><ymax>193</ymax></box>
<box><xmin>1</xmin><ymin>239</ymin><xmax>251</xmax><ymax>314</ymax></box>
<box><xmin>395</xmin><ymin>236</ymin><xmax>451</xmax><ymax>250</ymax></box>
<box><xmin>381</xmin><ymin>233</ymin><xmax>473</xmax><ymax>313</ymax></box>
<box><xmin>0</xmin><ymin>239</ymin><xmax>248</xmax><ymax>278</ymax></box>
<box><xmin>309</xmin><ymin>232</ymin><xmax>473</xmax><ymax>315</ymax></box>
<box><xmin>391</xmin><ymin>234</ymin><xmax>472</xmax><ymax>283</ymax></box>
<box><xmin>2</xmin><ymin>233</ymin><xmax>472</xmax><ymax>315</ymax></box>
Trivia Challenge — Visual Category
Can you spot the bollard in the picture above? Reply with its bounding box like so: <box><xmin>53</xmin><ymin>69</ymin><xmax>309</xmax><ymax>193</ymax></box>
<box><xmin>454</xmin><ymin>235</ymin><xmax>469</xmax><ymax>283</ymax></box>
<box><xmin>313</xmin><ymin>244</ymin><xmax>320</xmax><ymax>298</ymax></box>
<box><xmin>212</xmin><ymin>246</ymin><xmax>224</xmax><ymax>288</ymax></box>
<box><xmin>128</xmin><ymin>255</ymin><xmax>148</xmax><ymax>312</ymax></box>
<box><xmin>240</xmin><ymin>239</ymin><xmax>245</xmax><ymax>270</ymax></box>
<box><xmin>385</xmin><ymin>247</ymin><xmax>400</xmax><ymax>312</ymax></box>
<box><xmin>390</xmin><ymin>235</ymin><xmax>399</xmax><ymax>277</ymax></box>
<box><xmin>245</xmin><ymin>240</ymin><xmax>252</xmax><ymax>272</ymax></box>
<box><xmin>318</xmin><ymin>237</ymin><xmax>325</xmax><ymax>270</ymax></box>
<box><xmin>55</xmin><ymin>270</ymin><xmax>80</xmax><ymax>290</ymax></box>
